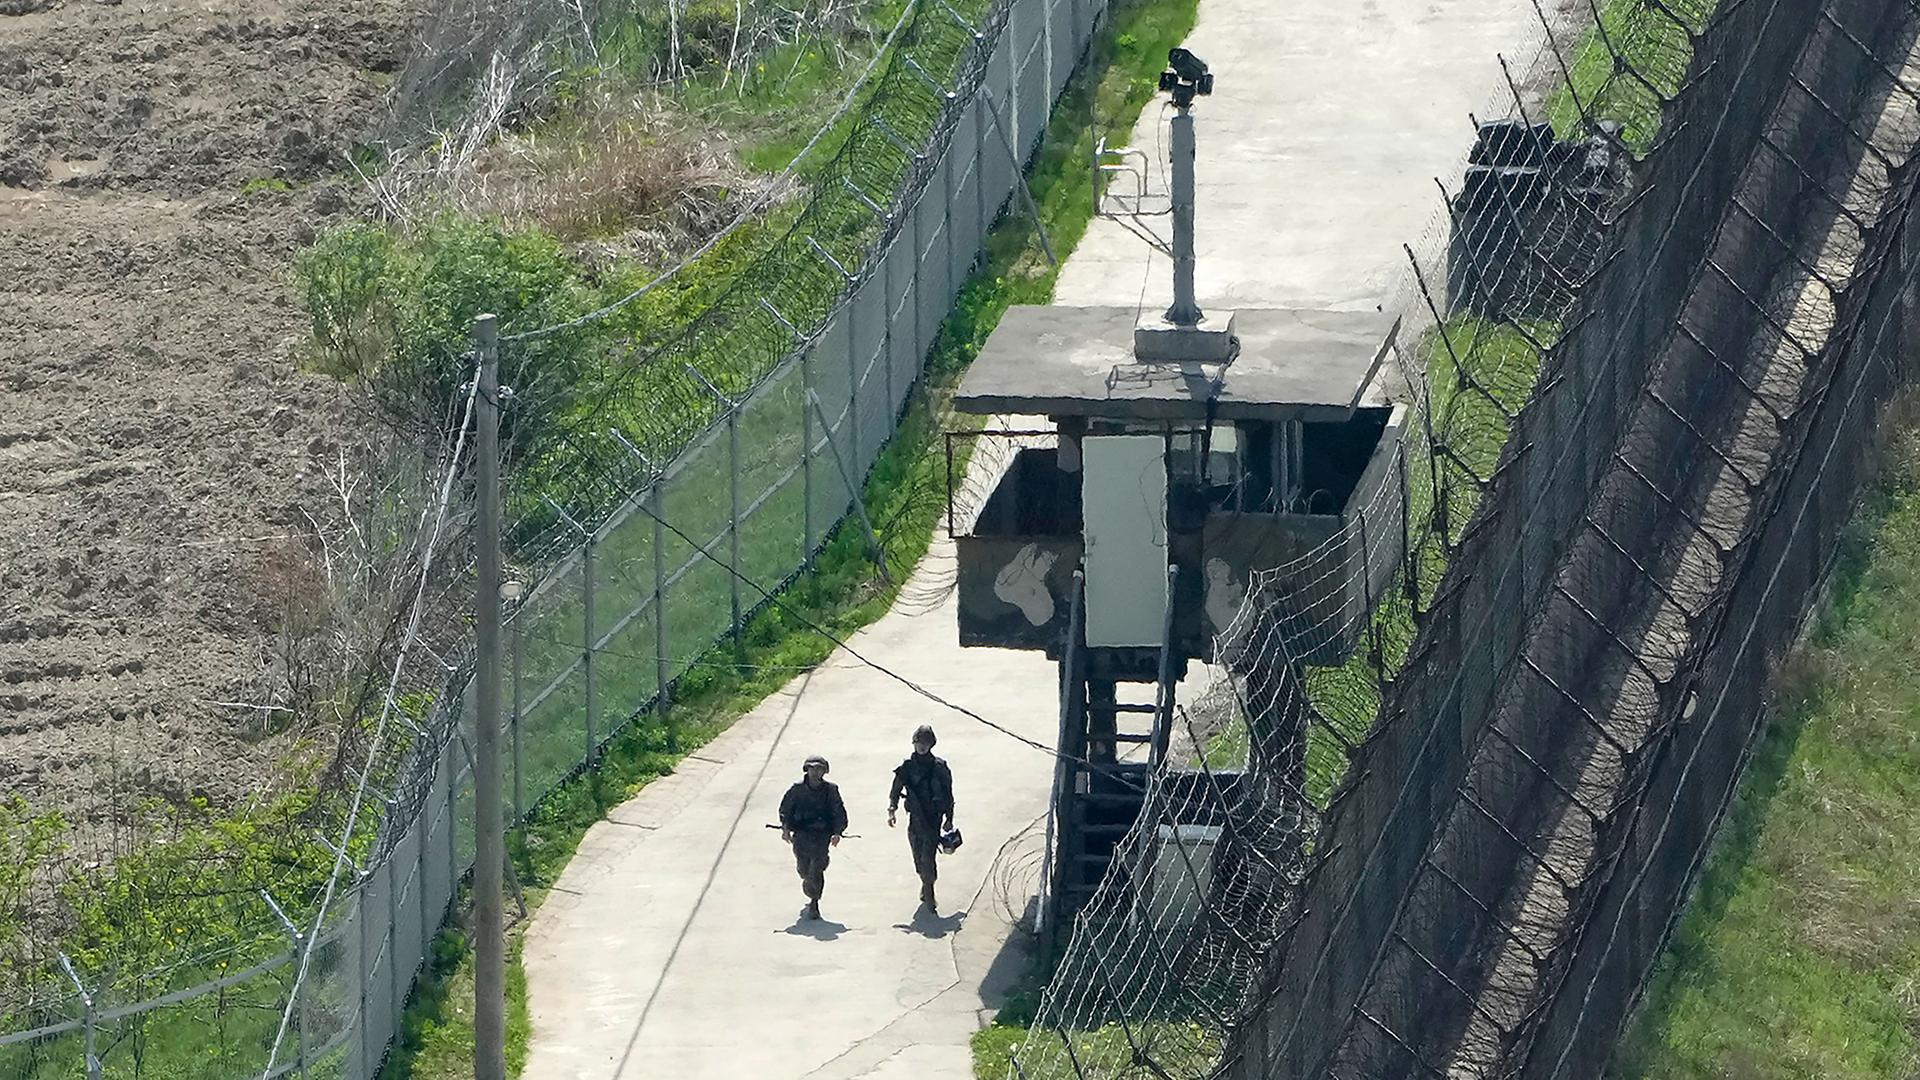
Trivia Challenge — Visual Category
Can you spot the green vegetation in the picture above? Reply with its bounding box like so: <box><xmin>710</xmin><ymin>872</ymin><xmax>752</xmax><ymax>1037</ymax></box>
<box><xmin>973</xmin><ymin>1019</ymin><xmax>1220</xmax><ymax>1080</ymax></box>
<box><xmin>1545</xmin><ymin>0</ymin><xmax>1715</xmax><ymax>153</ymax></box>
<box><xmin>563</xmin><ymin>0</ymin><xmax>908</xmax><ymax>171</ymax></box>
<box><xmin>296</xmin><ymin>211</ymin><xmax>776</xmax><ymax>467</ymax></box>
<box><xmin>1611</xmin><ymin>415</ymin><xmax>1920</xmax><ymax>1079</ymax></box>
<box><xmin>385</xmin><ymin>2</ymin><xmax>1203</xmax><ymax>1075</ymax></box>
<box><xmin>1424</xmin><ymin>315</ymin><xmax>1557</xmax><ymax>484</ymax></box>
<box><xmin>0</xmin><ymin>781</ymin><xmax>390</xmax><ymax>1078</ymax></box>
<box><xmin>379</xmin><ymin>915</ymin><xmax>531</xmax><ymax>1080</ymax></box>
<box><xmin>971</xmin><ymin>956</ymin><xmax>1222</xmax><ymax>1080</ymax></box>
<box><xmin>298</xmin><ymin>0</ymin><xmax>995</xmax><ymax>547</ymax></box>
<box><xmin>0</xmin><ymin>0</ymin><xmax>1722</xmax><ymax>1073</ymax></box>
<box><xmin>240</xmin><ymin>176</ymin><xmax>296</xmax><ymax>197</ymax></box>
<box><xmin>1000</xmin><ymin>2</ymin><xmax>1723</xmax><ymax>1075</ymax></box>
<box><xmin>1279</xmin><ymin>312</ymin><xmax>1550</xmax><ymax>807</ymax></box>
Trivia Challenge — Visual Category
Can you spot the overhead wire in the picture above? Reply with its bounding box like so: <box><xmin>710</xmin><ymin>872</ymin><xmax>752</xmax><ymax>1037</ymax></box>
<box><xmin>260</xmin><ymin>360</ymin><xmax>483</xmax><ymax>1079</ymax></box>
<box><xmin>620</xmin><ymin>490</ymin><xmax>1149</xmax><ymax>793</ymax></box>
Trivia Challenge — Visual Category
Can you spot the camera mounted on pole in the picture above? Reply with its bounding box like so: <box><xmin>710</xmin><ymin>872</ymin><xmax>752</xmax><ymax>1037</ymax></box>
<box><xmin>1158</xmin><ymin>48</ymin><xmax>1213</xmax><ymax>110</ymax></box>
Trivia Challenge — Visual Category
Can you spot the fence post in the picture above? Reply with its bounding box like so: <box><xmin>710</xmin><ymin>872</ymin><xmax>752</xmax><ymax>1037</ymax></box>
<box><xmin>882</xmin><ymin>236</ymin><xmax>896</xmax><ymax>427</ymax></box>
<box><xmin>945</xmin><ymin>114</ymin><xmax>958</xmax><ymax>302</ymax></box>
<box><xmin>683</xmin><ymin>365</ymin><xmax>741</xmax><ymax>661</ymax></box>
<box><xmin>911</xmin><ymin>185</ymin><xmax>925</xmax><ymax>384</ymax></box>
<box><xmin>806</xmin><ymin>237</ymin><xmax>862</xmax><ymax>476</ymax></box>
<box><xmin>418</xmin><ymin>790</ymin><xmax>432</xmax><ymax>967</ymax></box>
<box><xmin>59</xmin><ymin>954</ymin><xmax>101</xmax><ymax>1080</ymax></box>
<box><xmin>356</xmin><ymin>879</ymin><xmax>371</xmax><ymax>1078</ymax></box>
<box><xmin>261</xmin><ymin>890</ymin><xmax>308</xmax><ymax>1076</ymax></box>
<box><xmin>847</xmin><ymin>298</ymin><xmax>862</xmax><ymax>475</ymax></box>
<box><xmin>983</xmin><ymin>87</ymin><xmax>1057</xmax><ymax>264</ymax></box>
<box><xmin>803</xmin><ymin>345</ymin><xmax>816</xmax><ymax>557</ymax></box>
<box><xmin>584</xmin><ymin>533</ymin><xmax>598</xmax><ymax>757</ymax></box>
<box><xmin>684</xmin><ymin>363</ymin><xmax>747</xmax><ymax>662</ymax></box>
<box><xmin>761</xmin><ymin>296</ymin><xmax>814</xmax><ymax>562</ymax></box>
<box><xmin>445</xmin><ymin>732</ymin><xmax>458</xmax><ymax>925</ymax></box>
<box><xmin>808</xmin><ymin>389</ymin><xmax>892</xmax><ymax>585</ymax></box>
<box><xmin>1043</xmin><ymin>0</ymin><xmax>1055</xmax><ymax>105</ymax></box>
<box><xmin>653</xmin><ymin>481</ymin><xmax>671</xmax><ymax>707</ymax></box>
<box><xmin>729</xmin><ymin>400</ymin><xmax>745</xmax><ymax>661</ymax></box>
<box><xmin>386</xmin><ymin>799</ymin><xmax>404</xmax><ymax>1026</ymax></box>
<box><xmin>608</xmin><ymin>429</ymin><xmax>672</xmax><ymax>709</ymax></box>
<box><xmin>975</xmin><ymin>91</ymin><xmax>989</xmax><ymax>255</ymax></box>
<box><xmin>1357</xmin><ymin>511</ymin><xmax>1384</xmax><ymax>689</ymax></box>
<box><xmin>510</xmin><ymin>611</ymin><xmax>525</xmax><ymax>822</ymax></box>
<box><xmin>542</xmin><ymin>496</ymin><xmax>596</xmax><ymax>763</ymax></box>
<box><xmin>1399</xmin><ymin>439</ymin><xmax>1419</xmax><ymax>608</ymax></box>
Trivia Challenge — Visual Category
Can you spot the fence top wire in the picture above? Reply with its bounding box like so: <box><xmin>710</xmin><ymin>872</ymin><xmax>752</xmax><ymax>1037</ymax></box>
<box><xmin>514</xmin><ymin>0</ymin><xmax>1012</xmax><ymax>527</ymax></box>
<box><xmin>499</xmin><ymin>0</ymin><xmax>924</xmax><ymax>345</ymax></box>
<box><xmin>4</xmin><ymin>0</ymin><xmax>1079</xmax><ymax>1062</ymax></box>
<box><xmin>262</xmin><ymin>364</ymin><xmax>482</xmax><ymax>1076</ymax></box>
<box><xmin>1006</xmin><ymin>0</ymin><xmax>1778</xmax><ymax>1075</ymax></box>
<box><xmin>1261</xmin><ymin>0</ymin><xmax>1853</xmax><ymax>1073</ymax></box>
<box><xmin>1528</xmin><ymin>66</ymin><xmax>1920</xmax><ymax>1078</ymax></box>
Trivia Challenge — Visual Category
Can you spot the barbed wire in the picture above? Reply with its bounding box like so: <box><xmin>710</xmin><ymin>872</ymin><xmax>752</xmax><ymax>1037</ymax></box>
<box><xmin>261</xmin><ymin>363</ymin><xmax>483</xmax><ymax>1077</ymax></box>
<box><xmin>1003</xmin><ymin>0</ymin><xmax>1759</xmax><ymax>1075</ymax></box>
<box><xmin>5</xmin><ymin>0</ymin><xmax>1090</xmax><ymax>1070</ymax></box>
<box><xmin>498</xmin><ymin>0</ymin><xmax>924</xmax><ymax>344</ymax></box>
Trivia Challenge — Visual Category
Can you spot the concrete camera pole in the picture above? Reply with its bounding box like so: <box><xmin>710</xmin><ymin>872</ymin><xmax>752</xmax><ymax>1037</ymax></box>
<box><xmin>1167</xmin><ymin>99</ymin><xmax>1202</xmax><ymax>327</ymax></box>
<box><xmin>473</xmin><ymin>313</ymin><xmax>507</xmax><ymax>1080</ymax></box>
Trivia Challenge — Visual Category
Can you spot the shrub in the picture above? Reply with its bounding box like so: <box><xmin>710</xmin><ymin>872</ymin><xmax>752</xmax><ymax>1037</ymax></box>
<box><xmin>297</xmin><ymin>216</ymin><xmax>604</xmax><ymax>458</ymax></box>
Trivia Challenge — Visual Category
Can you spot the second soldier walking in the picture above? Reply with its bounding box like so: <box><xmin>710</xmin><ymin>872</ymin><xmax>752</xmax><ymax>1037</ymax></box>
<box><xmin>887</xmin><ymin>725</ymin><xmax>955</xmax><ymax>913</ymax></box>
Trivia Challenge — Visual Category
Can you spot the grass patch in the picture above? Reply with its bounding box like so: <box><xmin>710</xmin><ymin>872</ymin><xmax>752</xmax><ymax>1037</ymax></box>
<box><xmin>383</xmin><ymin>2</ymin><xmax>1196</xmax><ymax>1075</ymax></box>
<box><xmin>379</xmin><ymin>909</ymin><xmax>531</xmax><ymax>1080</ymax></box>
<box><xmin>1610</xmin><ymin>420</ymin><xmax>1920</xmax><ymax>1079</ymax></box>
<box><xmin>239</xmin><ymin>176</ymin><xmax>295</xmax><ymax>196</ymax></box>
<box><xmin>1271</xmin><ymin>313</ymin><xmax>1550</xmax><ymax>805</ymax></box>
<box><xmin>1544</xmin><ymin>0</ymin><xmax>1714</xmax><ymax>153</ymax></box>
<box><xmin>971</xmin><ymin>953</ymin><xmax>1222</xmax><ymax>1080</ymax></box>
<box><xmin>974</xmin><ymin>1017</ymin><xmax>1221</xmax><ymax>1080</ymax></box>
<box><xmin>576</xmin><ymin>0</ymin><xmax>905</xmax><ymax>169</ymax></box>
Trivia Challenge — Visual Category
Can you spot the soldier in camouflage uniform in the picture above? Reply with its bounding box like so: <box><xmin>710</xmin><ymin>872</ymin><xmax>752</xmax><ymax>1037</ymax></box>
<box><xmin>780</xmin><ymin>754</ymin><xmax>848</xmax><ymax>920</ymax></box>
<box><xmin>888</xmin><ymin>725</ymin><xmax>955</xmax><ymax>914</ymax></box>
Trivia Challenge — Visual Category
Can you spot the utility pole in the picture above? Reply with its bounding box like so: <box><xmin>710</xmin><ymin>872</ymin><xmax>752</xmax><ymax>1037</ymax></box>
<box><xmin>471</xmin><ymin>313</ymin><xmax>508</xmax><ymax>1080</ymax></box>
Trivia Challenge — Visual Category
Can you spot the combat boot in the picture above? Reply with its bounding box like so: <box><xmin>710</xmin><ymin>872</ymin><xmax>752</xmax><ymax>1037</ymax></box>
<box><xmin>807</xmin><ymin>899</ymin><xmax>821</xmax><ymax>920</ymax></box>
<box><xmin>920</xmin><ymin>878</ymin><xmax>937</xmax><ymax>914</ymax></box>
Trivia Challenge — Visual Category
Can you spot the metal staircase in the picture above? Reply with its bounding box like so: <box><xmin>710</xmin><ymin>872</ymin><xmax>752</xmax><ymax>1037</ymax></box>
<box><xmin>1041</xmin><ymin>570</ymin><xmax>1187</xmax><ymax>942</ymax></box>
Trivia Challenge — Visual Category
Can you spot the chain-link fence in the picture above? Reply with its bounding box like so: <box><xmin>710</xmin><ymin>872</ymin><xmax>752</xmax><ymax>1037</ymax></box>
<box><xmin>1006</xmin><ymin>0</ymin><xmax>1920</xmax><ymax>1077</ymax></box>
<box><xmin>0</xmin><ymin>0</ymin><xmax>1109</xmax><ymax>1074</ymax></box>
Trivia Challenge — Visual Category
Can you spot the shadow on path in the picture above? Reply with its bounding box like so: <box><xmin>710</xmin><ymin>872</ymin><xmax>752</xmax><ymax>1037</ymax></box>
<box><xmin>894</xmin><ymin>908</ymin><xmax>969</xmax><ymax>939</ymax></box>
<box><xmin>612</xmin><ymin>669</ymin><xmax>818</xmax><ymax>1078</ymax></box>
<box><xmin>782</xmin><ymin>914</ymin><xmax>851</xmax><ymax>941</ymax></box>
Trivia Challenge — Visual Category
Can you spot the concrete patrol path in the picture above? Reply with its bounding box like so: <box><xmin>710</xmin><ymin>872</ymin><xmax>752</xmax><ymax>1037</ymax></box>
<box><xmin>1054</xmin><ymin>0</ymin><xmax>1562</xmax><ymax>313</ymax></box>
<box><xmin>523</xmin><ymin>0</ymin><xmax>1548</xmax><ymax>1076</ymax></box>
<box><xmin>521</xmin><ymin>530</ymin><xmax>1061</xmax><ymax>1080</ymax></box>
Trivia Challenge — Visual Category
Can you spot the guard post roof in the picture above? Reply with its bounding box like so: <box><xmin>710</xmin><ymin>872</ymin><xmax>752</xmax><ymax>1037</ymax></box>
<box><xmin>952</xmin><ymin>305</ymin><xmax>1402</xmax><ymax>424</ymax></box>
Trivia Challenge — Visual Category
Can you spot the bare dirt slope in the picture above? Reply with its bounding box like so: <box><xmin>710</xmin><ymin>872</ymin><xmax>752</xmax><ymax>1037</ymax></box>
<box><xmin>0</xmin><ymin>0</ymin><xmax>409</xmax><ymax>828</ymax></box>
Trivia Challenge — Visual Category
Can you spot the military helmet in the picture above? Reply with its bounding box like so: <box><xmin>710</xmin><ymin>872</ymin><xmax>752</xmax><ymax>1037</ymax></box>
<box><xmin>803</xmin><ymin>754</ymin><xmax>829</xmax><ymax>771</ymax></box>
<box><xmin>938</xmin><ymin>827</ymin><xmax>963</xmax><ymax>854</ymax></box>
<box><xmin>912</xmin><ymin>724</ymin><xmax>937</xmax><ymax>747</ymax></box>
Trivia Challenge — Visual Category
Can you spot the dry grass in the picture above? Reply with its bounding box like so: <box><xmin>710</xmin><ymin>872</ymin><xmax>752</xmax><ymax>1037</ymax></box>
<box><xmin>463</xmin><ymin>94</ymin><xmax>792</xmax><ymax>262</ymax></box>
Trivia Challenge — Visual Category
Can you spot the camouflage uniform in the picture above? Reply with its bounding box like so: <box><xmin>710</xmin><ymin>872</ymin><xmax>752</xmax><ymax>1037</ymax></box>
<box><xmin>779</xmin><ymin>776</ymin><xmax>848</xmax><ymax>907</ymax></box>
<box><xmin>889</xmin><ymin>752</ymin><xmax>954</xmax><ymax>907</ymax></box>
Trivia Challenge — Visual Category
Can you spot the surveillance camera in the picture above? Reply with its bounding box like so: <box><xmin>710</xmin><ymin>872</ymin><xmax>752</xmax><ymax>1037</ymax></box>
<box><xmin>1168</xmin><ymin>48</ymin><xmax>1209</xmax><ymax>82</ymax></box>
<box><xmin>1158</xmin><ymin>48</ymin><xmax>1214</xmax><ymax>104</ymax></box>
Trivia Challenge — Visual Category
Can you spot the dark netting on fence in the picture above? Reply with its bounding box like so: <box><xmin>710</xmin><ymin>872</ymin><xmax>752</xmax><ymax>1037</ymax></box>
<box><xmin>1007</xmin><ymin>0</ymin><xmax>1920</xmax><ymax>1077</ymax></box>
